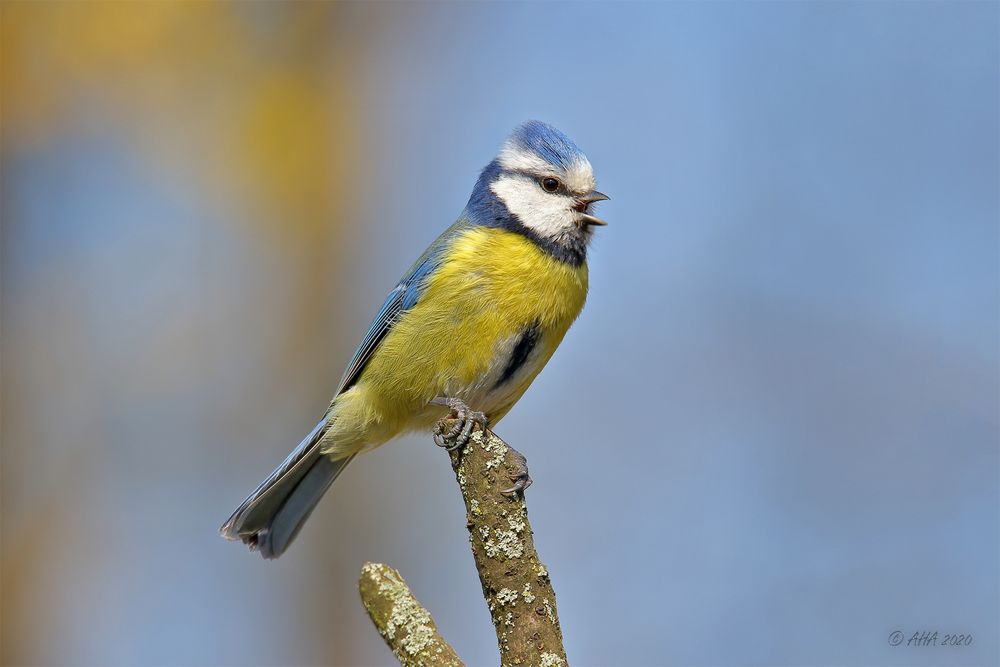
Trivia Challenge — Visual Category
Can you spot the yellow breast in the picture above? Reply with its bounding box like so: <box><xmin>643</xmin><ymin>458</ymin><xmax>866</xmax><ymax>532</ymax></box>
<box><xmin>322</xmin><ymin>225</ymin><xmax>588</xmax><ymax>457</ymax></box>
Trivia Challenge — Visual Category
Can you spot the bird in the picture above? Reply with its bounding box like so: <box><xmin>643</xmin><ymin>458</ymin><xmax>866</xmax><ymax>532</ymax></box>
<box><xmin>221</xmin><ymin>120</ymin><xmax>608</xmax><ymax>558</ymax></box>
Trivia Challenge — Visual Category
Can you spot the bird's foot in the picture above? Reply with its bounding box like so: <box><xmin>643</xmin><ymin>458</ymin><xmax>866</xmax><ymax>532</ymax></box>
<box><xmin>431</xmin><ymin>396</ymin><xmax>487</xmax><ymax>452</ymax></box>
<box><xmin>501</xmin><ymin>444</ymin><xmax>533</xmax><ymax>496</ymax></box>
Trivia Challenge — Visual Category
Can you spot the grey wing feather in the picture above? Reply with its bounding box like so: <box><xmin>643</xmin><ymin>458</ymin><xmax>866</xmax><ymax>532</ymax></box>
<box><xmin>220</xmin><ymin>419</ymin><xmax>332</xmax><ymax>540</ymax></box>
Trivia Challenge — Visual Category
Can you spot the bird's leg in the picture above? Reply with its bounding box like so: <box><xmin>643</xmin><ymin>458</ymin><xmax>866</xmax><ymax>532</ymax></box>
<box><xmin>431</xmin><ymin>396</ymin><xmax>487</xmax><ymax>452</ymax></box>
<box><xmin>501</xmin><ymin>444</ymin><xmax>533</xmax><ymax>496</ymax></box>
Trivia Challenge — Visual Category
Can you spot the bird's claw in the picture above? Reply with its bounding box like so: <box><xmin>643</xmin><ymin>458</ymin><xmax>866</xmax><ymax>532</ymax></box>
<box><xmin>432</xmin><ymin>397</ymin><xmax>487</xmax><ymax>452</ymax></box>
<box><xmin>501</xmin><ymin>471</ymin><xmax>533</xmax><ymax>496</ymax></box>
<box><xmin>501</xmin><ymin>445</ymin><xmax>532</xmax><ymax>496</ymax></box>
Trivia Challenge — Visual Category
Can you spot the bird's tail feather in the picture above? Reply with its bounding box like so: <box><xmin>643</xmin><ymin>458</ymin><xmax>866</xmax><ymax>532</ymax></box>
<box><xmin>221</xmin><ymin>419</ymin><xmax>353</xmax><ymax>559</ymax></box>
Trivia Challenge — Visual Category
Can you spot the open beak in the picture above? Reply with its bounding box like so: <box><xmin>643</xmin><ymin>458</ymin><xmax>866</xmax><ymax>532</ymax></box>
<box><xmin>576</xmin><ymin>191</ymin><xmax>610</xmax><ymax>226</ymax></box>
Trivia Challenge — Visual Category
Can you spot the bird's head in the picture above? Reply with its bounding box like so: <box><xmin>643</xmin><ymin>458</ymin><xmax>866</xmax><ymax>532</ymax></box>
<box><xmin>467</xmin><ymin>120</ymin><xmax>608</xmax><ymax>263</ymax></box>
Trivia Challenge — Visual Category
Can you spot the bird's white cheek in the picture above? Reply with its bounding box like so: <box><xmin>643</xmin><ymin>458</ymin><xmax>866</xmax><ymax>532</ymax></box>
<box><xmin>490</xmin><ymin>176</ymin><xmax>576</xmax><ymax>241</ymax></box>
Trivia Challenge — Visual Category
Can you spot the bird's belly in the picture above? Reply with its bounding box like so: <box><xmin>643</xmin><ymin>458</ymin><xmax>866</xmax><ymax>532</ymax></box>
<box><xmin>322</xmin><ymin>323</ymin><xmax>550</xmax><ymax>456</ymax></box>
<box><xmin>351</xmin><ymin>317</ymin><xmax>553</xmax><ymax>429</ymax></box>
<box><xmin>321</xmin><ymin>226</ymin><xmax>587</xmax><ymax>457</ymax></box>
<box><xmin>450</xmin><ymin>322</ymin><xmax>552</xmax><ymax>418</ymax></box>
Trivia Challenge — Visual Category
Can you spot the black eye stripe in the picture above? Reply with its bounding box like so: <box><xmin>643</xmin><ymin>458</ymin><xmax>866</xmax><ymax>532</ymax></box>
<box><xmin>499</xmin><ymin>168</ymin><xmax>572</xmax><ymax>194</ymax></box>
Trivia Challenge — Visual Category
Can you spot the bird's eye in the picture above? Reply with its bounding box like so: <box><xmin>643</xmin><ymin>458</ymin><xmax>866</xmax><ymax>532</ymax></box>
<box><xmin>540</xmin><ymin>177</ymin><xmax>560</xmax><ymax>193</ymax></box>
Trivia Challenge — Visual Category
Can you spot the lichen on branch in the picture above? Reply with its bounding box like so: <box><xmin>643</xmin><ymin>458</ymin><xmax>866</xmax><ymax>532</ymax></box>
<box><xmin>447</xmin><ymin>426</ymin><xmax>568</xmax><ymax>667</ymax></box>
<box><xmin>358</xmin><ymin>562</ymin><xmax>463</xmax><ymax>667</ymax></box>
<box><xmin>358</xmin><ymin>423</ymin><xmax>568</xmax><ymax>667</ymax></box>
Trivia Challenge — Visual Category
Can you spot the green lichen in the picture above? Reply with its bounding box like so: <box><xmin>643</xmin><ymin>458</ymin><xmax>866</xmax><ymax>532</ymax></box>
<box><xmin>361</xmin><ymin>563</ymin><xmax>439</xmax><ymax>662</ymax></box>
<box><xmin>540</xmin><ymin>652</ymin><xmax>566</xmax><ymax>667</ymax></box>
<box><xmin>496</xmin><ymin>587</ymin><xmax>519</xmax><ymax>607</ymax></box>
<box><xmin>521</xmin><ymin>583</ymin><xmax>536</xmax><ymax>604</ymax></box>
<box><xmin>542</xmin><ymin>598</ymin><xmax>556</xmax><ymax>625</ymax></box>
<box><xmin>483</xmin><ymin>525</ymin><xmax>524</xmax><ymax>560</ymax></box>
<box><xmin>482</xmin><ymin>432</ymin><xmax>506</xmax><ymax>470</ymax></box>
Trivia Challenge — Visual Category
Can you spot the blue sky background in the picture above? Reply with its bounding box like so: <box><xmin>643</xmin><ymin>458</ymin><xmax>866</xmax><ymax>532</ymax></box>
<box><xmin>3</xmin><ymin>2</ymin><xmax>997</xmax><ymax>665</ymax></box>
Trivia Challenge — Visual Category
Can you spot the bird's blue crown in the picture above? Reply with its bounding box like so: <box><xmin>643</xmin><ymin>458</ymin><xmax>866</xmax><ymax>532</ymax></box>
<box><xmin>504</xmin><ymin>120</ymin><xmax>586</xmax><ymax>170</ymax></box>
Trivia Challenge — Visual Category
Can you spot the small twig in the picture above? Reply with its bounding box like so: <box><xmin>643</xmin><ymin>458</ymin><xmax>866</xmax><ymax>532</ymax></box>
<box><xmin>358</xmin><ymin>562</ymin><xmax>464</xmax><ymax>667</ymax></box>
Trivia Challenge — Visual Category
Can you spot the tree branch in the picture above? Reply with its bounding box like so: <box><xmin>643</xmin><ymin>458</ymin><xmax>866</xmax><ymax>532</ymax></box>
<box><xmin>359</xmin><ymin>425</ymin><xmax>568</xmax><ymax>667</ymax></box>
<box><xmin>447</xmin><ymin>426</ymin><xmax>568</xmax><ymax>666</ymax></box>
<box><xmin>358</xmin><ymin>562</ymin><xmax>464</xmax><ymax>667</ymax></box>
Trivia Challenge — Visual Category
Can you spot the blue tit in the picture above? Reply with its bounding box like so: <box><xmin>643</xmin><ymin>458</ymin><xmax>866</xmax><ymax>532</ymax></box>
<box><xmin>221</xmin><ymin>120</ymin><xmax>608</xmax><ymax>558</ymax></box>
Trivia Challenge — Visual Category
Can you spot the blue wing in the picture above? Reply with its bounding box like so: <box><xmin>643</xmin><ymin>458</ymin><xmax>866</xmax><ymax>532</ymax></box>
<box><xmin>335</xmin><ymin>218</ymin><xmax>472</xmax><ymax>393</ymax></box>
